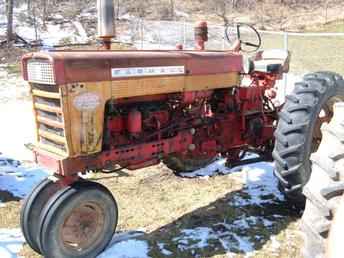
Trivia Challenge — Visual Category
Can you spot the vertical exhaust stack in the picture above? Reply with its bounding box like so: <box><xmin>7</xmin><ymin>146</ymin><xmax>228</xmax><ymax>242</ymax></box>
<box><xmin>97</xmin><ymin>0</ymin><xmax>114</xmax><ymax>50</ymax></box>
<box><xmin>194</xmin><ymin>21</ymin><xmax>208</xmax><ymax>50</ymax></box>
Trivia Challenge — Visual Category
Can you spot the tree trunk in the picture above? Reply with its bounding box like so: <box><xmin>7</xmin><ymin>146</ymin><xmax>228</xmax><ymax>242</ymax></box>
<box><xmin>6</xmin><ymin>0</ymin><xmax>14</xmax><ymax>44</ymax></box>
<box><xmin>42</xmin><ymin>0</ymin><xmax>47</xmax><ymax>29</ymax></box>
<box><xmin>169</xmin><ymin>0</ymin><xmax>175</xmax><ymax>20</ymax></box>
<box><xmin>115</xmin><ymin>0</ymin><xmax>120</xmax><ymax>20</ymax></box>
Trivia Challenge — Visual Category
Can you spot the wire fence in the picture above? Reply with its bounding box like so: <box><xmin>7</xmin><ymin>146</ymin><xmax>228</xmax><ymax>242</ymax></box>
<box><xmin>118</xmin><ymin>19</ymin><xmax>344</xmax><ymax>75</ymax></box>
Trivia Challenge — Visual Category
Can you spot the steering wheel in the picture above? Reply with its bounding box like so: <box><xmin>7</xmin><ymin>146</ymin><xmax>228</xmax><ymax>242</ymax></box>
<box><xmin>225</xmin><ymin>23</ymin><xmax>262</xmax><ymax>52</ymax></box>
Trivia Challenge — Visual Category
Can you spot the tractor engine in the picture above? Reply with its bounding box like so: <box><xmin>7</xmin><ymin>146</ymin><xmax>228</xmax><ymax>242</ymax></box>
<box><xmin>99</xmin><ymin>83</ymin><xmax>276</xmax><ymax>170</ymax></box>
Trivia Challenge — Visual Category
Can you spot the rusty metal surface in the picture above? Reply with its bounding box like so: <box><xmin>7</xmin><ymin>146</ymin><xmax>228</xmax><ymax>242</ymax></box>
<box><xmin>60</xmin><ymin>201</ymin><xmax>105</xmax><ymax>251</ymax></box>
<box><xmin>22</xmin><ymin>50</ymin><xmax>243</xmax><ymax>85</ymax></box>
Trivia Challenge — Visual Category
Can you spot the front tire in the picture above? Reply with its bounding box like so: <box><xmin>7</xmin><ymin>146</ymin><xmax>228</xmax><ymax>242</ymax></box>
<box><xmin>273</xmin><ymin>72</ymin><xmax>344</xmax><ymax>205</ymax></box>
<box><xmin>20</xmin><ymin>178</ymin><xmax>63</xmax><ymax>254</ymax></box>
<box><xmin>38</xmin><ymin>181</ymin><xmax>118</xmax><ymax>258</ymax></box>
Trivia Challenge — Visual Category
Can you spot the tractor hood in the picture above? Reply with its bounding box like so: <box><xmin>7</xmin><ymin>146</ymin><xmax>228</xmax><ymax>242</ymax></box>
<box><xmin>22</xmin><ymin>50</ymin><xmax>243</xmax><ymax>85</ymax></box>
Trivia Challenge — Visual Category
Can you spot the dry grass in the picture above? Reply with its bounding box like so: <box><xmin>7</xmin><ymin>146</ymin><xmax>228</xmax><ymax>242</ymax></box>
<box><xmin>0</xmin><ymin>162</ymin><xmax>303</xmax><ymax>258</ymax></box>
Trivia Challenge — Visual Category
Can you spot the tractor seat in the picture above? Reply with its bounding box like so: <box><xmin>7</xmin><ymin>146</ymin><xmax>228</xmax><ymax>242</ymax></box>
<box><xmin>252</xmin><ymin>49</ymin><xmax>290</xmax><ymax>74</ymax></box>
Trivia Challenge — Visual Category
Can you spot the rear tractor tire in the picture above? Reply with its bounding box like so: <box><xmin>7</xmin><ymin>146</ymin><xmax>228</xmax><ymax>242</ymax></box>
<box><xmin>301</xmin><ymin>102</ymin><xmax>344</xmax><ymax>258</ymax></box>
<box><xmin>38</xmin><ymin>180</ymin><xmax>118</xmax><ymax>258</ymax></box>
<box><xmin>273</xmin><ymin>72</ymin><xmax>344</xmax><ymax>207</ymax></box>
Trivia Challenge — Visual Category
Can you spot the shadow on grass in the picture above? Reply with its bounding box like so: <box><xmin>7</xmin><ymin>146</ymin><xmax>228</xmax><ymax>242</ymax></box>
<box><xmin>105</xmin><ymin>162</ymin><xmax>302</xmax><ymax>257</ymax></box>
<box><xmin>0</xmin><ymin>189</ymin><xmax>20</xmax><ymax>203</ymax></box>
<box><xmin>145</xmin><ymin>189</ymin><xmax>300</xmax><ymax>257</ymax></box>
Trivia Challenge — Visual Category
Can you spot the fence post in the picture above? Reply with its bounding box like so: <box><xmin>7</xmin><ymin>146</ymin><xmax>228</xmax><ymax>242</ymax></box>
<box><xmin>283</xmin><ymin>31</ymin><xmax>288</xmax><ymax>50</ymax></box>
<box><xmin>283</xmin><ymin>31</ymin><xmax>288</xmax><ymax>100</ymax></box>
<box><xmin>140</xmin><ymin>19</ymin><xmax>144</xmax><ymax>50</ymax></box>
<box><xmin>158</xmin><ymin>24</ymin><xmax>161</xmax><ymax>49</ymax></box>
<box><xmin>222</xmin><ymin>26</ymin><xmax>226</xmax><ymax>50</ymax></box>
<box><xmin>183</xmin><ymin>20</ymin><xmax>187</xmax><ymax>48</ymax></box>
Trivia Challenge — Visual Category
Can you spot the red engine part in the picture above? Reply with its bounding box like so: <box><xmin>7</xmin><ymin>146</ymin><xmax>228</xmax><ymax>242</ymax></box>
<box><xmin>107</xmin><ymin>116</ymin><xmax>124</xmax><ymax>133</ymax></box>
<box><xmin>143</xmin><ymin>110</ymin><xmax>170</xmax><ymax>130</ymax></box>
<box><xmin>127</xmin><ymin>109</ymin><xmax>142</xmax><ymax>134</ymax></box>
<box><xmin>182</xmin><ymin>91</ymin><xmax>213</xmax><ymax>104</ymax></box>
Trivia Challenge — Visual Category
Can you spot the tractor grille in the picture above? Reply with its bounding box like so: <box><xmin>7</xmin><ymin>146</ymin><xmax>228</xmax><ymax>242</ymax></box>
<box><xmin>31</xmin><ymin>83</ymin><xmax>68</xmax><ymax>155</ymax></box>
<box><xmin>27</xmin><ymin>59</ymin><xmax>55</xmax><ymax>85</ymax></box>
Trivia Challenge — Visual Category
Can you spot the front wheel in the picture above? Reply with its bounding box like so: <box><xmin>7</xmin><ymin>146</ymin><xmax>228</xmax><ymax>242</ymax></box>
<box><xmin>20</xmin><ymin>178</ymin><xmax>63</xmax><ymax>254</ymax></box>
<box><xmin>273</xmin><ymin>72</ymin><xmax>344</xmax><ymax>206</ymax></box>
<box><xmin>38</xmin><ymin>181</ymin><xmax>118</xmax><ymax>258</ymax></box>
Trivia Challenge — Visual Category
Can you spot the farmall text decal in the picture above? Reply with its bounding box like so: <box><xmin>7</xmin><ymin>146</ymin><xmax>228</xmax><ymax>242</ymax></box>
<box><xmin>111</xmin><ymin>66</ymin><xmax>185</xmax><ymax>78</ymax></box>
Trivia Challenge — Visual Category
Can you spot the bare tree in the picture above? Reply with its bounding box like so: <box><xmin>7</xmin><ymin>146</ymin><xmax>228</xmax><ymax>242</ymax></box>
<box><xmin>169</xmin><ymin>0</ymin><xmax>175</xmax><ymax>20</ymax></box>
<box><xmin>213</xmin><ymin>0</ymin><xmax>230</xmax><ymax>26</ymax></box>
<box><xmin>114</xmin><ymin>0</ymin><xmax>120</xmax><ymax>20</ymax></box>
<box><xmin>6</xmin><ymin>0</ymin><xmax>14</xmax><ymax>44</ymax></box>
<box><xmin>324</xmin><ymin>0</ymin><xmax>331</xmax><ymax>23</ymax></box>
<box><xmin>42</xmin><ymin>0</ymin><xmax>48</xmax><ymax>29</ymax></box>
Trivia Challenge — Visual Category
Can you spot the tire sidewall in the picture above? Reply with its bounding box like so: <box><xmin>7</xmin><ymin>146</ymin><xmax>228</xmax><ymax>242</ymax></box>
<box><xmin>39</xmin><ymin>183</ymin><xmax>117</xmax><ymax>258</ymax></box>
<box><xmin>20</xmin><ymin>178</ymin><xmax>55</xmax><ymax>254</ymax></box>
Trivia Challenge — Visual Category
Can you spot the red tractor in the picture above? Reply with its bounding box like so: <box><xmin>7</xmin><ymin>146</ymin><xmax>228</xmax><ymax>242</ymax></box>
<box><xmin>18</xmin><ymin>1</ymin><xmax>304</xmax><ymax>257</ymax></box>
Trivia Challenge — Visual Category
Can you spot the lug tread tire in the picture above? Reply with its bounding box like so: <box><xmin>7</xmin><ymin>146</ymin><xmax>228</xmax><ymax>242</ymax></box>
<box><xmin>273</xmin><ymin>72</ymin><xmax>344</xmax><ymax>204</ymax></box>
<box><xmin>301</xmin><ymin>103</ymin><xmax>344</xmax><ymax>258</ymax></box>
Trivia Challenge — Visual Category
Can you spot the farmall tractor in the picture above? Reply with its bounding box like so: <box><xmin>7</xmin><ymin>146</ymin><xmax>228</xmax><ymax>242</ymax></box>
<box><xmin>18</xmin><ymin>0</ymin><xmax>344</xmax><ymax>257</ymax></box>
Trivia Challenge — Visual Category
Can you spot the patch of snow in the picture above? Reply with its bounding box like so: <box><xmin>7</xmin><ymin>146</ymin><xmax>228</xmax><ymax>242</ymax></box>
<box><xmin>232</xmin><ymin>233</ymin><xmax>254</xmax><ymax>253</ymax></box>
<box><xmin>239</xmin><ymin>162</ymin><xmax>285</xmax><ymax>205</ymax></box>
<box><xmin>262</xmin><ymin>218</ymin><xmax>274</xmax><ymax>227</ymax></box>
<box><xmin>118</xmin><ymin>13</ymin><xmax>135</xmax><ymax>21</ymax></box>
<box><xmin>179</xmin><ymin>157</ymin><xmax>229</xmax><ymax>178</ymax></box>
<box><xmin>158</xmin><ymin>243</ymin><xmax>173</xmax><ymax>256</ymax></box>
<box><xmin>175</xmin><ymin>10</ymin><xmax>189</xmax><ymax>18</ymax></box>
<box><xmin>37</xmin><ymin>22</ymin><xmax>88</xmax><ymax>46</ymax></box>
<box><xmin>107</xmin><ymin>230</ymin><xmax>145</xmax><ymax>243</ymax></box>
<box><xmin>98</xmin><ymin>239</ymin><xmax>150</xmax><ymax>258</ymax></box>
<box><xmin>0</xmin><ymin>67</ymin><xmax>35</xmax><ymax>161</ymax></box>
<box><xmin>173</xmin><ymin>227</ymin><xmax>217</xmax><ymax>251</ymax></box>
<box><xmin>13</xmin><ymin>4</ymin><xmax>27</xmax><ymax>15</ymax></box>
<box><xmin>232</xmin><ymin>218</ymin><xmax>250</xmax><ymax>229</ymax></box>
<box><xmin>72</xmin><ymin>21</ymin><xmax>88</xmax><ymax>41</ymax></box>
<box><xmin>0</xmin><ymin>101</ymin><xmax>35</xmax><ymax>161</ymax></box>
<box><xmin>270</xmin><ymin>236</ymin><xmax>280</xmax><ymax>250</ymax></box>
<box><xmin>0</xmin><ymin>3</ymin><xmax>90</xmax><ymax>46</ymax></box>
<box><xmin>0</xmin><ymin>164</ymin><xmax>49</xmax><ymax>198</ymax></box>
<box><xmin>175</xmin><ymin>158</ymin><xmax>287</xmax><ymax>255</ymax></box>
<box><xmin>0</xmin><ymin>229</ymin><xmax>24</xmax><ymax>258</ymax></box>
<box><xmin>0</xmin><ymin>12</ymin><xmax>5</xmax><ymax>24</ymax></box>
<box><xmin>53</xmin><ymin>14</ymin><xmax>64</xmax><ymax>20</ymax></box>
<box><xmin>0</xmin><ymin>154</ymin><xmax>21</xmax><ymax>173</ymax></box>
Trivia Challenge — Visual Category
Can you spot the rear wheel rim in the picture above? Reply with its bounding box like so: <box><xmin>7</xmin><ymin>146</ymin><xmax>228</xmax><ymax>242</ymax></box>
<box><xmin>312</xmin><ymin>102</ymin><xmax>333</xmax><ymax>153</ymax></box>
